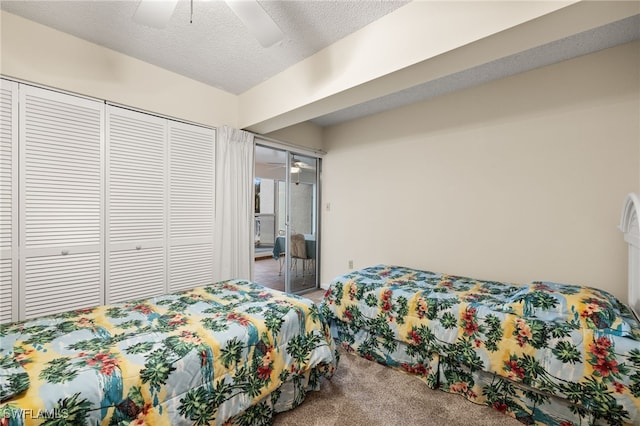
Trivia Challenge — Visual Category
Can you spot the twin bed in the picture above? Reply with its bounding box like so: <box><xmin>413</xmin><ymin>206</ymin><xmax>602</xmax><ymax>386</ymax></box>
<box><xmin>0</xmin><ymin>280</ymin><xmax>336</xmax><ymax>425</ymax></box>
<box><xmin>321</xmin><ymin>264</ymin><xmax>640</xmax><ymax>425</ymax></box>
<box><xmin>2</xmin><ymin>193</ymin><xmax>639</xmax><ymax>425</ymax></box>
<box><xmin>320</xmin><ymin>193</ymin><xmax>640</xmax><ymax>426</ymax></box>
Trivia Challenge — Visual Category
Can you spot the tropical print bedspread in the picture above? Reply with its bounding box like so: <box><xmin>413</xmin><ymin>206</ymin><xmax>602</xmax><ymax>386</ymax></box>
<box><xmin>0</xmin><ymin>279</ymin><xmax>336</xmax><ymax>425</ymax></box>
<box><xmin>321</xmin><ymin>265</ymin><xmax>640</xmax><ymax>425</ymax></box>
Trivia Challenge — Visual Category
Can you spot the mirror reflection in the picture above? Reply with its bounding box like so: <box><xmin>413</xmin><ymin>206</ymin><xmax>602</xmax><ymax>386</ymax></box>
<box><xmin>253</xmin><ymin>145</ymin><xmax>319</xmax><ymax>294</ymax></box>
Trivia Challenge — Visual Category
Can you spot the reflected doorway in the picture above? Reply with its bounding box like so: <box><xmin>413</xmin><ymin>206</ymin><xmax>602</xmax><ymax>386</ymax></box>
<box><xmin>254</xmin><ymin>144</ymin><xmax>320</xmax><ymax>294</ymax></box>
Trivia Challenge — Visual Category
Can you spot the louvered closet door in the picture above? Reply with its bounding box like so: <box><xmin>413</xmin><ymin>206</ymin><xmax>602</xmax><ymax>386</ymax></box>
<box><xmin>0</xmin><ymin>80</ymin><xmax>18</xmax><ymax>323</ymax></box>
<box><xmin>168</xmin><ymin>122</ymin><xmax>215</xmax><ymax>291</ymax></box>
<box><xmin>19</xmin><ymin>85</ymin><xmax>104</xmax><ymax>319</ymax></box>
<box><xmin>106</xmin><ymin>106</ymin><xmax>166</xmax><ymax>303</ymax></box>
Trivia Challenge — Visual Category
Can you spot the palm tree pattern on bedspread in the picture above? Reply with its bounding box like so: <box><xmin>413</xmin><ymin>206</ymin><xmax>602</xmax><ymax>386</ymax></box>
<box><xmin>0</xmin><ymin>280</ymin><xmax>336</xmax><ymax>425</ymax></box>
<box><xmin>321</xmin><ymin>264</ymin><xmax>640</xmax><ymax>426</ymax></box>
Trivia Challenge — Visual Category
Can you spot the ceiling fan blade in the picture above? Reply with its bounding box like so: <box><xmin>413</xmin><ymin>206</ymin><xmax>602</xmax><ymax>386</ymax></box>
<box><xmin>133</xmin><ymin>0</ymin><xmax>178</xmax><ymax>29</ymax></box>
<box><xmin>293</xmin><ymin>160</ymin><xmax>314</xmax><ymax>169</ymax></box>
<box><xmin>225</xmin><ymin>0</ymin><xmax>284</xmax><ymax>48</ymax></box>
<box><xmin>265</xmin><ymin>162</ymin><xmax>285</xmax><ymax>170</ymax></box>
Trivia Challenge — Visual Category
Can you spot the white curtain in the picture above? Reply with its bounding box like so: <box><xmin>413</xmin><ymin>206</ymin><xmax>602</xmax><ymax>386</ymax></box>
<box><xmin>213</xmin><ymin>126</ymin><xmax>255</xmax><ymax>281</ymax></box>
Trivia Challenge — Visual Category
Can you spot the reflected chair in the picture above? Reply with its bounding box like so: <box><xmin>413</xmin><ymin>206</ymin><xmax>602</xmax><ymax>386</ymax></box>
<box><xmin>290</xmin><ymin>233</ymin><xmax>310</xmax><ymax>277</ymax></box>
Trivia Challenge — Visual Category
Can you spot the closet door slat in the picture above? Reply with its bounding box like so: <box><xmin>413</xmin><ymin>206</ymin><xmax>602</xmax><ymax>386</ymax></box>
<box><xmin>169</xmin><ymin>243</ymin><xmax>215</xmax><ymax>292</ymax></box>
<box><xmin>19</xmin><ymin>85</ymin><xmax>104</xmax><ymax>320</ymax></box>
<box><xmin>109</xmin><ymin>247</ymin><xmax>165</xmax><ymax>303</ymax></box>
<box><xmin>0</xmin><ymin>79</ymin><xmax>17</xmax><ymax>323</ymax></box>
<box><xmin>4</xmin><ymin>82</ymin><xmax>218</xmax><ymax>321</ymax></box>
<box><xmin>168</xmin><ymin>123</ymin><xmax>215</xmax><ymax>292</ymax></box>
<box><xmin>106</xmin><ymin>106</ymin><xmax>166</xmax><ymax>303</ymax></box>
<box><xmin>107</xmin><ymin>108</ymin><xmax>165</xmax><ymax>243</ymax></box>
<box><xmin>23</xmin><ymin>252</ymin><xmax>102</xmax><ymax>318</ymax></box>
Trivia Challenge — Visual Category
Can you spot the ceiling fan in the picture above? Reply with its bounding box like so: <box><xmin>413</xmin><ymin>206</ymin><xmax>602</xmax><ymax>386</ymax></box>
<box><xmin>133</xmin><ymin>0</ymin><xmax>284</xmax><ymax>48</ymax></box>
<box><xmin>265</xmin><ymin>158</ymin><xmax>314</xmax><ymax>172</ymax></box>
<box><xmin>290</xmin><ymin>159</ymin><xmax>314</xmax><ymax>172</ymax></box>
<box><xmin>262</xmin><ymin>157</ymin><xmax>314</xmax><ymax>185</ymax></box>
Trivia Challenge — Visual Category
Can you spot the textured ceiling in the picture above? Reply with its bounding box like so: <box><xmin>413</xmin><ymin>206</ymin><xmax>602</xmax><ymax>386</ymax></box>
<box><xmin>312</xmin><ymin>13</ymin><xmax>640</xmax><ymax>127</ymax></box>
<box><xmin>1</xmin><ymin>1</ymin><xmax>638</xmax><ymax>130</ymax></box>
<box><xmin>0</xmin><ymin>0</ymin><xmax>409</xmax><ymax>94</ymax></box>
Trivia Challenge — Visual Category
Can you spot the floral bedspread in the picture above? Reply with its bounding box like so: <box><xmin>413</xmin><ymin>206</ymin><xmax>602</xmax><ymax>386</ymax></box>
<box><xmin>321</xmin><ymin>265</ymin><xmax>640</xmax><ymax>425</ymax></box>
<box><xmin>0</xmin><ymin>280</ymin><xmax>336</xmax><ymax>425</ymax></box>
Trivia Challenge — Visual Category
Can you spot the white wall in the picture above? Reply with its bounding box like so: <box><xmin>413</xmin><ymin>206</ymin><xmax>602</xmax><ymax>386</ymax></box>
<box><xmin>321</xmin><ymin>41</ymin><xmax>640</xmax><ymax>302</ymax></box>
<box><xmin>0</xmin><ymin>11</ymin><xmax>237</xmax><ymax>128</ymax></box>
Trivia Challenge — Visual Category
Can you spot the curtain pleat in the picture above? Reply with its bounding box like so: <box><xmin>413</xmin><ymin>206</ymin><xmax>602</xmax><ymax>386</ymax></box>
<box><xmin>213</xmin><ymin>126</ymin><xmax>254</xmax><ymax>281</ymax></box>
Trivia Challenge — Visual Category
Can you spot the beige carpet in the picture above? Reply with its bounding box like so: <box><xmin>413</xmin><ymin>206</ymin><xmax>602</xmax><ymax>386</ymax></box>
<box><xmin>273</xmin><ymin>347</ymin><xmax>522</xmax><ymax>426</ymax></box>
<box><xmin>273</xmin><ymin>290</ymin><xmax>521</xmax><ymax>425</ymax></box>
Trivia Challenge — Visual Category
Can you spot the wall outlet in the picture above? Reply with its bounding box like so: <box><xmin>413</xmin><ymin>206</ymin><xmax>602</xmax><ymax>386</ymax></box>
<box><xmin>348</xmin><ymin>260</ymin><xmax>353</xmax><ymax>269</ymax></box>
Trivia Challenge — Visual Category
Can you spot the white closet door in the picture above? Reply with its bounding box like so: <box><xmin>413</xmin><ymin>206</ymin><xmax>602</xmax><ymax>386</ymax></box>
<box><xmin>168</xmin><ymin>123</ymin><xmax>215</xmax><ymax>291</ymax></box>
<box><xmin>0</xmin><ymin>80</ymin><xmax>18</xmax><ymax>323</ymax></box>
<box><xmin>19</xmin><ymin>85</ymin><xmax>104</xmax><ymax>319</ymax></box>
<box><xmin>106</xmin><ymin>106</ymin><xmax>166</xmax><ymax>303</ymax></box>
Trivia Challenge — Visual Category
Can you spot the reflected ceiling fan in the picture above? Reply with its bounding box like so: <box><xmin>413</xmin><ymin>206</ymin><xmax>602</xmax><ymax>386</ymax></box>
<box><xmin>133</xmin><ymin>0</ymin><xmax>284</xmax><ymax>48</ymax></box>
<box><xmin>290</xmin><ymin>159</ymin><xmax>314</xmax><ymax>173</ymax></box>
<box><xmin>288</xmin><ymin>158</ymin><xmax>314</xmax><ymax>186</ymax></box>
<box><xmin>266</xmin><ymin>158</ymin><xmax>314</xmax><ymax>171</ymax></box>
<box><xmin>265</xmin><ymin>158</ymin><xmax>314</xmax><ymax>187</ymax></box>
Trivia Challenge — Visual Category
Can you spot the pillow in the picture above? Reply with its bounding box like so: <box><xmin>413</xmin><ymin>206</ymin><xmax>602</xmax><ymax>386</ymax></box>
<box><xmin>511</xmin><ymin>281</ymin><xmax>639</xmax><ymax>337</ymax></box>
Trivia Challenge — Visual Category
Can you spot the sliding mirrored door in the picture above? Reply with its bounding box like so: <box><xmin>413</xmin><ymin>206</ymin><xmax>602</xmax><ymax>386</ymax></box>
<box><xmin>253</xmin><ymin>144</ymin><xmax>320</xmax><ymax>294</ymax></box>
<box><xmin>285</xmin><ymin>153</ymin><xmax>318</xmax><ymax>293</ymax></box>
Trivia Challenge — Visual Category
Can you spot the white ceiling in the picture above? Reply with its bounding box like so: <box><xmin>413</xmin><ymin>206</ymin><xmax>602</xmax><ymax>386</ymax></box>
<box><xmin>313</xmin><ymin>13</ymin><xmax>640</xmax><ymax>127</ymax></box>
<box><xmin>1</xmin><ymin>1</ymin><xmax>639</xmax><ymax>130</ymax></box>
<box><xmin>0</xmin><ymin>0</ymin><xmax>409</xmax><ymax>95</ymax></box>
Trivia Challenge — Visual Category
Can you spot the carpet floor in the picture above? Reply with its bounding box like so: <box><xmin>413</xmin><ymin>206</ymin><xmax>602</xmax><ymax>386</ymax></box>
<box><xmin>263</xmin><ymin>280</ymin><xmax>521</xmax><ymax>425</ymax></box>
<box><xmin>273</xmin><ymin>347</ymin><xmax>522</xmax><ymax>426</ymax></box>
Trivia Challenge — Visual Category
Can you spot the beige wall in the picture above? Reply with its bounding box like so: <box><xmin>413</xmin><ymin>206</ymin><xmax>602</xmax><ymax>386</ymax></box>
<box><xmin>240</xmin><ymin>1</ymin><xmax>637</xmax><ymax>134</ymax></box>
<box><xmin>0</xmin><ymin>9</ymin><xmax>325</xmax><ymax>151</ymax></box>
<box><xmin>4</xmin><ymin>9</ymin><xmax>639</xmax><ymax>301</ymax></box>
<box><xmin>266</xmin><ymin>121</ymin><xmax>325</xmax><ymax>153</ymax></box>
<box><xmin>0</xmin><ymin>11</ymin><xmax>237</xmax><ymax>128</ymax></box>
<box><xmin>321</xmin><ymin>41</ymin><xmax>640</xmax><ymax>302</ymax></box>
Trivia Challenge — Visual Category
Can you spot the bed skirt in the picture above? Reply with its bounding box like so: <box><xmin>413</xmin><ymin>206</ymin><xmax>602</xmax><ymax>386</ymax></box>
<box><xmin>329</xmin><ymin>318</ymin><xmax>620</xmax><ymax>426</ymax></box>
